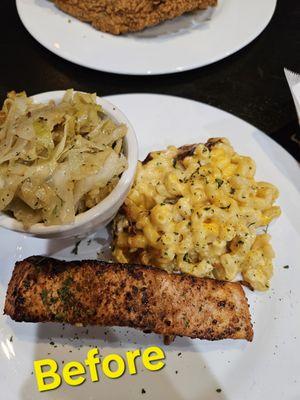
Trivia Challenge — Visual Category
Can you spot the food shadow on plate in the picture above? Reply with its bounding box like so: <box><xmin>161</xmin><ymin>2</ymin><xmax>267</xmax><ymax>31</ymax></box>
<box><xmin>45</xmin><ymin>225</ymin><xmax>114</xmax><ymax>261</ymax></box>
<box><xmin>34</xmin><ymin>320</ymin><xmax>247</xmax><ymax>352</ymax></box>
<box><xmin>36</xmin><ymin>322</ymin><xmax>195</xmax><ymax>350</ymax></box>
<box><xmin>5</xmin><ymin>315</ymin><xmax>248</xmax><ymax>355</ymax></box>
<box><xmin>128</xmin><ymin>7</ymin><xmax>216</xmax><ymax>41</ymax></box>
<box><xmin>34</xmin><ymin>0</ymin><xmax>65</xmax><ymax>15</ymax></box>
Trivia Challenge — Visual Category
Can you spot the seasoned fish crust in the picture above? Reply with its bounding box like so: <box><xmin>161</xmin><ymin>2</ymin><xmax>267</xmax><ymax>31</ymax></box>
<box><xmin>54</xmin><ymin>0</ymin><xmax>217</xmax><ymax>35</ymax></box>
<box><xmin>4</xmin><ymin>256</ymin><xmax>253</xmax><ymax>341</ymax></box>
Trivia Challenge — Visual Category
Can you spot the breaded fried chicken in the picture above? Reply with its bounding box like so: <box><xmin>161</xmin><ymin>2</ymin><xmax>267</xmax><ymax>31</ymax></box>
<box><xmin>54</xmin><ymin>0</ymin><xmax>218</xmax><ymax>35</ymax></box>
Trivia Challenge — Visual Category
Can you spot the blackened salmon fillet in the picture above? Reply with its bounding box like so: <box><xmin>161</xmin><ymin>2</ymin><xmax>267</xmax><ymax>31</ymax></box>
<box><xmin>4</xmin><ymin>256</ymin><xmax>253</xmax><ymax>341</ymax></box>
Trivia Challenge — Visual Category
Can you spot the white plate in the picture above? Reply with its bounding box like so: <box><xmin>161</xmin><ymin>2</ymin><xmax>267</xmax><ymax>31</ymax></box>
<box><xmin>16</xmin><ymin>0</ymin><xmax>277</xmax><ymax>75</ymax></box>
<box><xmin>0</xmin><ymin>94</ymin><xmax>299</xmax><ymax>400</ymax></box>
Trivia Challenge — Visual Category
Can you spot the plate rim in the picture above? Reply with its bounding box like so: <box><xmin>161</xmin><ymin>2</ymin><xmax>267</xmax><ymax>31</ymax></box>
<box><xmin>16</xmin><ymin>0</ymin><xmax>277</xmax><ymax>75</ymax></box>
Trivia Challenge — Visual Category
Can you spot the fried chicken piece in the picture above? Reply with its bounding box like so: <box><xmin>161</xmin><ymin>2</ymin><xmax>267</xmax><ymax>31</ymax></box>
<box><xmin>4</xmin><ymin>256</ymin><xmax>253</xmax><ymax>341</ymax></box>
<box><xmin>54</xmin><ymin>0</ymin><xmax>217</xmax><ymax>35</ymax></box>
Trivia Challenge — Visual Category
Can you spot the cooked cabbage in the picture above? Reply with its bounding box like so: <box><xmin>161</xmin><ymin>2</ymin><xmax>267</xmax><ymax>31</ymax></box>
<box><xmin>0</xmin><ymin>90</ymin><xmax>127</xmax><ymax>227</ymax></box>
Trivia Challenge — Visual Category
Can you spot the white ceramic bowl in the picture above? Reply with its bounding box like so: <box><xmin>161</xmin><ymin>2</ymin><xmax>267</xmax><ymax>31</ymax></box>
<box><xmin>0</xmin><ymin>90</ymin><xmax>138</xmax><ymax>238</ymax></box>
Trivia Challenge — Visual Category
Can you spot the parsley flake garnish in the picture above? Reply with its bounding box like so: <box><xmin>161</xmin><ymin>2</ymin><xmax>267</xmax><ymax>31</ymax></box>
<box><xmin>215</xmin><ymin>178</ymin><xmax>223</xmax><ymax>188</ymax></box>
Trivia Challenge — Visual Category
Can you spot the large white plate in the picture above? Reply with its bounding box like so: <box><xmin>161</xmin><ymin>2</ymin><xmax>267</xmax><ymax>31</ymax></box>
<box><xmin>16</xmin><ymin>0</ymin><xmax>277</xmax><ymax>75</ymax></box>
<box><xmin>0</xmin><ymin>94</ymin><xmax>299</xmax><ymax>400</ymax></box>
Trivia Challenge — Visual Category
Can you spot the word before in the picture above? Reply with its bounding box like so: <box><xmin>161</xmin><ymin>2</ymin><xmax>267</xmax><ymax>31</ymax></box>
<box><xmin>34</xmin><ymin>346</ymin><xmax>166</xmax><ymax>392</ymax></box>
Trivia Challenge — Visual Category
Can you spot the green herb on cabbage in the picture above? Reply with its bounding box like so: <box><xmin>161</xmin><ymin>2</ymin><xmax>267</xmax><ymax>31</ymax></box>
<box><xmin>0</xmin><ymin>90</ymin><xmax>127</xmax><ymax>227</ymax></box>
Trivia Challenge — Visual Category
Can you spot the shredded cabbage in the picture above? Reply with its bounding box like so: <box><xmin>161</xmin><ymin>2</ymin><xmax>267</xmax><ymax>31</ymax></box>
<box><xmin>0</xmin><ymin>90</ymin><xmax>128</xmax><ymax>227</ymax></box>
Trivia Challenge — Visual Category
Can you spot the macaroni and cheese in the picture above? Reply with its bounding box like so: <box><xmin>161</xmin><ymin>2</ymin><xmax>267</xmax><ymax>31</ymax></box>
<box><xmin>113</xmin><ymin>138</ymin><xmax>281</xmax><ymax>291</ymax></box>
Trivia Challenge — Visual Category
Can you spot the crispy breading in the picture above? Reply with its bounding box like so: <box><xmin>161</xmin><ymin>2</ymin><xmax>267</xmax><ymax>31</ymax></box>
<box><xmin>54</xmin><ymin>0</ymin><xmax>217</xmax><ymax>35</ymax></box>
<box><xmin>4</xmin><ymin>256</ymin><xmax>253</xmax><ymax>341</ymax></box>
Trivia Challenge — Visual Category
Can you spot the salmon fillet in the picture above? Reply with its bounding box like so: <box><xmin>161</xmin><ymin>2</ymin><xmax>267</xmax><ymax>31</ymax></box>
<box><xmin>54</xmin><ymin>0</ymin><xmax>218</xmax><ymax>35</ymax></box>
<box><xmin>4</xmin><ymin>256</ymin><xmax>253</xmax><ymax>341</ymax></box>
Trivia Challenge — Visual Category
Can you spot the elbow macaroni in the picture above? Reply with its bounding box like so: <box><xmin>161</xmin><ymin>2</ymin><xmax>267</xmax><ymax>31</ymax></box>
<box><xmin>113</xmin><ymin>138</ymin><xmax>281</xmax><ymax>291</ymax></box>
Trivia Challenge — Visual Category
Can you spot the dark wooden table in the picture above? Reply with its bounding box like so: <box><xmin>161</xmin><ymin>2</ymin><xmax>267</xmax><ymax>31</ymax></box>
<box><xmin>1</xmin><ymin>0</ymin><xmax>299</xmax><ymax>160</ymax></box>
